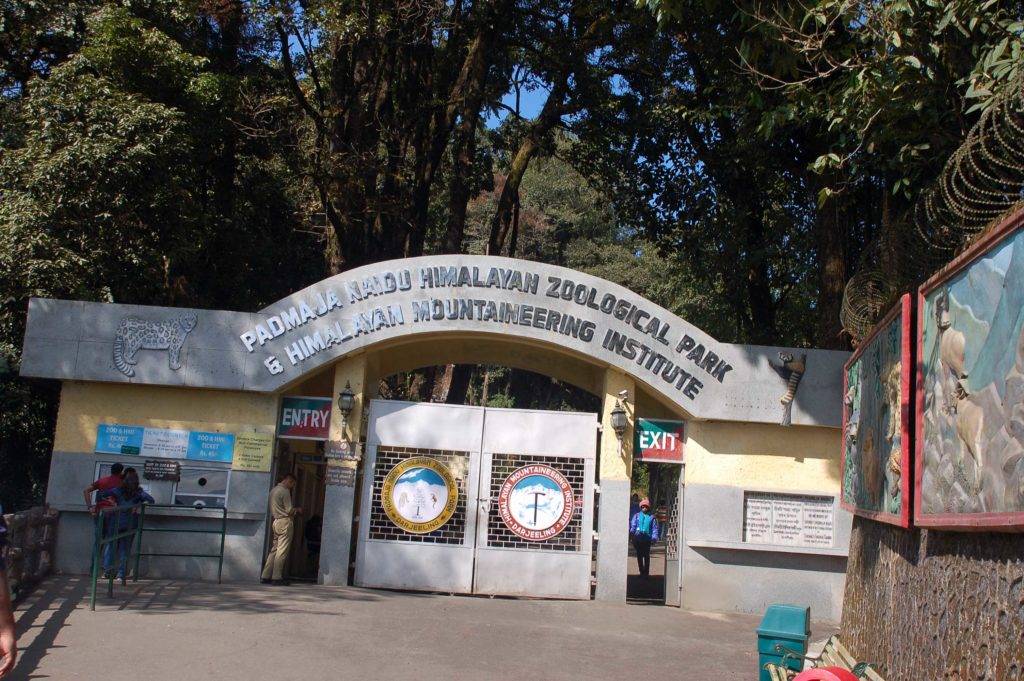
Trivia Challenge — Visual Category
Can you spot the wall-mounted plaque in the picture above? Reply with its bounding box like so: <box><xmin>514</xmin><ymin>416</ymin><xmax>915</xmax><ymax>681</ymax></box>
<box><xmin>325</xmin><ymin>439</ymin><xmax>359</xmax><ymax>461</ymax></box>
<box><xmin>743</xmin><ymin>491</ymin><xmax>834</xmax><ymax>548</ymax></box>
<box><xmin>231</xmin><ymin>433</ymin><xmax>274</xmax><ymax>472</ymax></box>
<box><xmin>326</xmin><ymin>463</ymin><xmax>356</xmax><ymax>487</ymax></box>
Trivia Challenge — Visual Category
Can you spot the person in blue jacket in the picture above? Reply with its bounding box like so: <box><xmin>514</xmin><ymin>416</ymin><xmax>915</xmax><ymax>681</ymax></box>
<box><xmin>97</xmin><ymin>469</ymin><xmax>154</xmax><ymax>579</ymax></box>
<box><xmin>629</xmin><ymin>497</ymin><xmax>660</xmax><ymax>576</ymax></box>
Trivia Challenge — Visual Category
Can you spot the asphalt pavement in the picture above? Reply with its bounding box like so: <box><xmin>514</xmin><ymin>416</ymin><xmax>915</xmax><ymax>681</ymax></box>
<box><xmin>7</xmin><ymin>576</ymin><xmax>837</xmax><ymax>680</ymax></box>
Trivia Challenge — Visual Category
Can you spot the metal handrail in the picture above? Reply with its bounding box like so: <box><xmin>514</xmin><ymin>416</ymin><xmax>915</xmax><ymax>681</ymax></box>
<box><xmin>90</xmin><ymin>503</ymin><xmax>228</xmax><ymax>611</ymax></box>
<box><xmin>89</xmin><ymin>502</ymin><xmax>144</xmax><ymax>610</ymax></box>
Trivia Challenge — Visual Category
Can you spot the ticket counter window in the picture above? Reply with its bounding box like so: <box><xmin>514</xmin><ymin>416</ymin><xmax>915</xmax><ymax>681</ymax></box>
<box><xmin>174</xmin><ymin>467</ymin><xmax>229</xmax><ymax>509</ymax></box>
<box><xmin>93</xmin><ymin>462</ymin><xmax>154</xmax><ymax>501</ymax></box>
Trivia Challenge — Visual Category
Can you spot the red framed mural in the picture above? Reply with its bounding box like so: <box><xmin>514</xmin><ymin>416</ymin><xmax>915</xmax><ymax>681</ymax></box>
<box><xmin>916</xmin><ymin>209</ymin><xmax>1024</xmax><ymax>531</ymax></box>
<box><xmin>840</xmin><ymin>294</ymin><xmax>913</xmax><ymax>527</ymax></box>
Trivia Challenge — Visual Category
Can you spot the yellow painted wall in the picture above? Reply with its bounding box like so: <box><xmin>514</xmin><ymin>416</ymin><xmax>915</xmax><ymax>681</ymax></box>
<box><xmin>53</xmin><ymin>381</ymin><xmax>278</xmax><ymax>452</ymax></box>
<box><xmin>600</xmin><ymin>369</ymin><xmax>635</xmax><ymax>481</ymax></box>
<box><xmin>684</xmin><ymin>420</ymin><xmax>841</xmax><ymax>491</ymax></box>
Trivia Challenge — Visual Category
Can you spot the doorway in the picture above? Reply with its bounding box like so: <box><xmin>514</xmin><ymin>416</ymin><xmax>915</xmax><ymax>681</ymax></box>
<box><xmin>275</xmin><ymin>441</ymin><xmax>327</xmax><ymax>581</ymax></box>
<box><xmin>627</xmin><ymin>461</ymin><xmax>684</xmax><ymax>605</ymax></box>
<box><xmin>354</xmin><ymin>400</ymin><xmax>597</xmax><ymax>598</ymax></box>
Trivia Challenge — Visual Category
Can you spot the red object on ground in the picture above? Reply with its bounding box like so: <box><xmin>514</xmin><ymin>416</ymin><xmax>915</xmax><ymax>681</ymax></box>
<box><xmin>792</xmin><ymin>669</ymin><xmax>859</xmax><ymax>681</ymax></box>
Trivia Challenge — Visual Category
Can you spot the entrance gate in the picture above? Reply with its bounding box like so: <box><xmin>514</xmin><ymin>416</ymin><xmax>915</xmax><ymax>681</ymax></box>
<box><xmin>354</xmin><ymin>400</ymin><xmax>597</xmax><ymax>599</ymax></box>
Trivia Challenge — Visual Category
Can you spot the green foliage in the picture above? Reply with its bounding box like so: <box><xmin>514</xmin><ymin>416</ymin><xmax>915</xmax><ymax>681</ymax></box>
<box><xmin>0</xmin><ymin>2</ymin><xmax>319</xmax><ymax>508</ymax></box>
<box><xmin>0</xmin><ymin>0</ymin><xmax>996</xmax><ymax>510</ymax></box>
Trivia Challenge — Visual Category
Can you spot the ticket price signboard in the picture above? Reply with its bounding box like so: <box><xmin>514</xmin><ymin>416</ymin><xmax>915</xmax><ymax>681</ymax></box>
<box><xmin>95</xmin><ymin>424</ymin><xmax>144</xmax><ymax>455</ymax></box>
<box><xmin>96</xmin><ymin>424</ymin><xmax>235</xmax><ymax>463</ymax></box>
<box><xmin>634</xmin><ymin>419</ymin><xmax>685</xmax><ymax>463</ymax></box>
<box><xmin>743</xmin><ymin>491</ymin><xmax>834</xmax><ymax>549</ymax></box>
<box><xmin>186</xmin><ymin>431</ymin><xmax>235</xmax><ymax>462</ymax></box>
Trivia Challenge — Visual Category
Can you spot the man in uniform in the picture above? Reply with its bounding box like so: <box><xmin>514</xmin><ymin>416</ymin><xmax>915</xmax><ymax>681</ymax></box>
<box><xmin>0</xmin><ymin>506</ymin><xmax>17</xmax><ymax>677</ymax></box>
<box><xmin>261</xmin><ymin>473</ymin><xmax>302</xmax><ymax>586</ymax></box>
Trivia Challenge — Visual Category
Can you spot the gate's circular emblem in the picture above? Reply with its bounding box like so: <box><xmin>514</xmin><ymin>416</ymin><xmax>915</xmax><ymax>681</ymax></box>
<box><xmin>381</xmin><ymin>456</ymin><xmax>458</xmax><ymax>534</ymax></box>
<box><xmin>497</xmin><ymin>464</ymin><xmax>575</xmax><ymax>541</ymax></box>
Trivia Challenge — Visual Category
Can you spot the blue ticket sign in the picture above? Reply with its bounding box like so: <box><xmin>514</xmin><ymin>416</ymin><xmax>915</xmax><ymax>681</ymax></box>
<box><xmin>95</xmin><ymin>424</ymin><xmax>145</xmax><ymax>455</ymax></box>
<box><xmin>186</xmin><ymin>431</ymin><xmax>235</xmax><ymax>462</ymax></box>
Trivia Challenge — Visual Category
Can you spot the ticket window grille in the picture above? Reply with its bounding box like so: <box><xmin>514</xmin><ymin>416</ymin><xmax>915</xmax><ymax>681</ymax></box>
<box><xmin>174</xmin><ymin>467</ymin><xmax>230</xmax><ymax>509</ymax></box>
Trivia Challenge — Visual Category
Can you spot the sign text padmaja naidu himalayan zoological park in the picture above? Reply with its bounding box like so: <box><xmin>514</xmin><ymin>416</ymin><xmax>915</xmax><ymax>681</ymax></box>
<box><xmin>238</xmin><ymin>264</ymin><xmax>733</xmax><ymax>400</ymax></box>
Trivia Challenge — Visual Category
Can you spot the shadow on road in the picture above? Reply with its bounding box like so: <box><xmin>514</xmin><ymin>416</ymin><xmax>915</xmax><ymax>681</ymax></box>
<box><xmin>11</xmin><ymin>577</ymin><xmax>87</xmax><ymax>679</ymax></box>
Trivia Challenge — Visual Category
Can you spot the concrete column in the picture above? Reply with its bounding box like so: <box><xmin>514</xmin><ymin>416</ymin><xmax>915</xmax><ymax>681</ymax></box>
<box><xmin>318</xmin><ymin>354</ymin><xmax>368</xmax><ymax>586</ymax></box>
<box><xmin>595</xmin><ymin>368</ymin><xmax>635</xmax><ymax>602</ymax></box>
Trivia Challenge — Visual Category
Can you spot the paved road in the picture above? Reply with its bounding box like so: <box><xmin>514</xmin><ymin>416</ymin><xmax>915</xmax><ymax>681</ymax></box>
<box><xmin>8</xmin><ymin>576</ymin><xmax>836</xmax><ymax>680</ymax></box>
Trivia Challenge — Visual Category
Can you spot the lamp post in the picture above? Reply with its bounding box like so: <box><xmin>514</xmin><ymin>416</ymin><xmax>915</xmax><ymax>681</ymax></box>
<box><xmin>337</xmin><ymin>381</ymin><xmax>355</xmax><ymax>437</ymax></box>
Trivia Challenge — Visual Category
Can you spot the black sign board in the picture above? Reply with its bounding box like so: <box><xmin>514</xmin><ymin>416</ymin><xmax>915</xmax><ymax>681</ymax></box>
<box><xmin>326</xmin><ymin>465</ymin><xmax>356</xmax><ymax>487</ymax></box>
<box><xmin>325</xmin><ymin>439</ymin><xmax>359</xmax><ymax>461</ymax></box>
<box><xmin>143</xmin><ymin>459</ymin><xmax>181</xmax><ymax>482</ymax></box>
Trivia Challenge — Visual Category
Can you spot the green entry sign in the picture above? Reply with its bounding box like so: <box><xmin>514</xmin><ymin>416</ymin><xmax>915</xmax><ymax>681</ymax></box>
<box><xmin>278</xmin><ymin>395</ymin><xmax>333</xmax><ymax>440</ymax></box>
<box><xmin>634</xmin><ymin>419</ymin><xmax>685</xmax><ymax>463</ymax></box>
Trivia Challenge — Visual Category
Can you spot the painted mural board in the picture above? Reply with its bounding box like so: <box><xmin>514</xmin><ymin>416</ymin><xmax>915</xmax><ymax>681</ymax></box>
<box><xmin>916</xmin><ymin>211</ymin><xmax>1024</xmax><ymax>530</ymax></box>
<box><xmin>840</xmin><ymin>295</ymin><xmax>913</xmax><ymax>527</ymax></box>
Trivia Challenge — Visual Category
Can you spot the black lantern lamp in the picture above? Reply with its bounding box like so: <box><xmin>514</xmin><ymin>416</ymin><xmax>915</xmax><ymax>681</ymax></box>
<box><xmin>610</xmin><ymin>400</ymin><xmax>628</xmax><ymax>437</ymax></box>
<box><xmin>338</xmin><ymin>381</ymin><xmax>356</xmax><ymax>432</ymax></box>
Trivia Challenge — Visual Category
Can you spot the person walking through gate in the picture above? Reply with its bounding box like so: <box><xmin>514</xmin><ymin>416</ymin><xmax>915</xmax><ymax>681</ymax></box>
<box><xmin>629</xmin><ymin>498</ymin><xmax>660</xmax><ymax>576</ymax></box>
<box><xmin>261</xmin><ymin>473</ymin><xmax>302</xmax><ymax>586</ymax></box>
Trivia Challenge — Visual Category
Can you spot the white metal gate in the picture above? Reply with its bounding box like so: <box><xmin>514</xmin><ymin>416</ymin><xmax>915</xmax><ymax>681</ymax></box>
<box><xmin>354</xmin><ymin>400</ymin><xmax>597</xmax><ymax>599</ymax></box>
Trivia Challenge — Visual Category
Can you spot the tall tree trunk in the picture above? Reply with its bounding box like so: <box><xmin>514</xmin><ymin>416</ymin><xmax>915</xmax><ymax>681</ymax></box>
<box><xmin>446</xmin><ymin>365</ymin><xmax>474</xmax><ymax>405</ymax></box>
<box><xmin>487</xmin><ymin>78</ymin><xmax>568</xmax><ymax>254</ymax></box>
<box><xmin>446</xmin><ymin>117</ymin><xmax>478</xmax><ymax>252</ymax></box>
<box><xmin>813</xmin><ymin>190</ymin><xmax>848</xmax><ymax>349</ymax></box>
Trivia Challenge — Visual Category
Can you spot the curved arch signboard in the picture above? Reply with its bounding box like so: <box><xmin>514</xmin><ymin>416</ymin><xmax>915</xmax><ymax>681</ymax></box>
<box><xmin>19</xmin><ymin>255</ymin><xmax>846</xmax><ymax>427</ymax></box>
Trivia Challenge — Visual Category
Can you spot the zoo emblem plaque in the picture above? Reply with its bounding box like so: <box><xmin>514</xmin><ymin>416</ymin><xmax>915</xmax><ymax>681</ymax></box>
<box><xmin>381</xmin><ymin>457</ymin><xmax>458</xmax><ymax>534</ymax></box>
<box><xmin>498</xmin><ymin>464</ymin><xmax>575</xmax><ymax>541</ymax></box>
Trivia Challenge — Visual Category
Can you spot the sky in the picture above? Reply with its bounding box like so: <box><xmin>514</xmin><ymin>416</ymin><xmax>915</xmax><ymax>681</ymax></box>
<box><xmin>485</xmin><ymin>87</ymin><xmax>550</xmax><ymax>128</ymax></box>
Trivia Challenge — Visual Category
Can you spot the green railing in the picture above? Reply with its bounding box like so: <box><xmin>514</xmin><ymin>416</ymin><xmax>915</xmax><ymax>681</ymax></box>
<box><xmin>90</xmin><ymin>503</ymin><xmax>228</xmax><ymax>611</ymax></box>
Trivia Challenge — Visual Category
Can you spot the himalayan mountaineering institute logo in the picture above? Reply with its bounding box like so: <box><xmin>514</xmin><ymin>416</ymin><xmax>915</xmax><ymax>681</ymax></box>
<box><xmin>498</xmin><ymin>464</ymin><xmax>575</xmax><ymax>541</ymax></box>
<box><xmin>381</xmin><ymin>456</ymin><xmax>458</xmax><ymax>534</ymax></box>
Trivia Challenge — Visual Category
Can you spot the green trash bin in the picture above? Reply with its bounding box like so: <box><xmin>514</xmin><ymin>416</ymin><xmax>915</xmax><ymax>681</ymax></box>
<box><xmin>757</xmin><ymin>604</ymin><xmax>810</xmax><ymax>681</ymax></box>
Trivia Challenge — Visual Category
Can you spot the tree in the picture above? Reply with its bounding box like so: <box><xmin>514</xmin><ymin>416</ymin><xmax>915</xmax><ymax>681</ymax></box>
<box><xmin>0</xmin><ymin>3</ymin><xmax>319</xmax><ymax>506</ymax></box>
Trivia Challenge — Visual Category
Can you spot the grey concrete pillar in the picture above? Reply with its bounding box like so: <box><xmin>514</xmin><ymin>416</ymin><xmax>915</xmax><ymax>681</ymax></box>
<box><xmin>318</xmin><ymin>480</ymin><xmax>356</xmax><ymax>585</ymax></box>
<box><xmin>595</xmin><ymin>478</ymin><xmax>631</xmax><ymax>601</ymax></box>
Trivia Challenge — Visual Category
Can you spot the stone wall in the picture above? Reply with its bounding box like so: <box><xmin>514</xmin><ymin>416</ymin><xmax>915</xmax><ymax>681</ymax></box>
<box><xmin>841</xmin><ymin>516</ymin><xmax>1024</xmax><ymax>680</ymax></box>
<box><xmin>2</xmin><ymin>506</ymin><xmax>58</xmax><ymax>601</ymax></box>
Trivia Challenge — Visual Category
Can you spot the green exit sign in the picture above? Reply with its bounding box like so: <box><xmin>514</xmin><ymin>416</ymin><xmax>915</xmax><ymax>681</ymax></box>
<box><xmin>634</xmin><ymin>419</ymin><xmax>685</xmax><ymax>463</ymax></box>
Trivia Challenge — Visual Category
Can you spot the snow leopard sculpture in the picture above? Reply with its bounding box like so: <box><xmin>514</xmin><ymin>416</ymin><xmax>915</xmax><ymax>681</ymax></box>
<box><xmin>113</xmin><ymin>312</ymin><xmax>198</xmax><ymax>377</ymax></box>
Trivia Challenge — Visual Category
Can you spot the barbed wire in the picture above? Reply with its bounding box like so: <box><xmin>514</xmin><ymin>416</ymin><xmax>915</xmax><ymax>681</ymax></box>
<box><xmin>841</xmin><ymin>72</ymin><xmax>1024</xmax><ymax>343</ymax></box>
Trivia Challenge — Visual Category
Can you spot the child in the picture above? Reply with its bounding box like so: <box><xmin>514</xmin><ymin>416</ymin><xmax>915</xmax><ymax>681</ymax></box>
<box><xmin>629</xmin><ymin>497</ymin><xmax>660</xmax><ymax>576</ymax></box>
